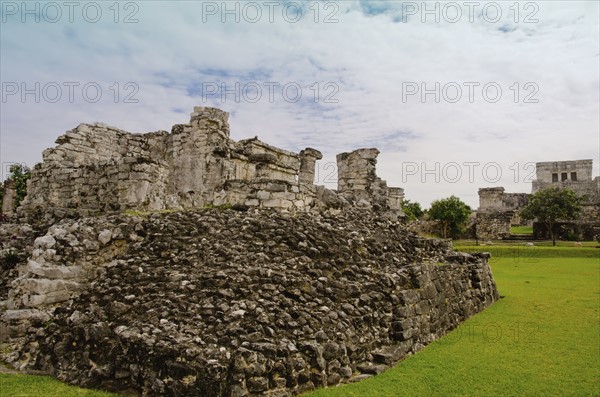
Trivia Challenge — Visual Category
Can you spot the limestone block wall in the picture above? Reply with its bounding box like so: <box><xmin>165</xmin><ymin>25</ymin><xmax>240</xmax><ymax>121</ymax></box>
<box><xmin>337</xmin><ymin>148</ymin><xmax>379</xmax><ymax>198</ymax></box>
<box><xmin>534</xmin><ymin>159</ymin><xmax>593</xmax><ymax>183</ymax></box>
<box><xmin>475</xmin><ymin>211</ymin><xmax>514</xmax><ymax>240</ymax></box>
<box><xmin>502</xmin><ymin>193</ymin><xmax>529</xmax><ymax>210</ymax></box>
<box><xmin>336</xmin><ymin>149</ymin><xmax>404</xmax><ymax>213</ymax></box>
<box><xmin>532</xmin><ymin>160</ymin><xmax>598</xmax><ymax>198</ymax></box>
<box><xmin>23</xmin><ymin>124</ymin><xmax>171</xmax><ymax>217</ymax></box>
<box><xmin>478</xmin><ymin>187</ymin><xmax>505</xmax><ymax>210</ymax></box>
<box><xmin>478</xmin><ymin>188</ymin><xmax>528</xmax><ymax>212</ymax></box>
<box><xmin>476</xmin><ymin>188</ymin><xmax>530</xmax><ymax>239</ymax></box>
<box><xmin>387</xmin><ymin>187</ymin><xmax>405</xmax><ymax>211</ymax></box>
<box><xmin>17</xmin><ymin>107</ymin><xmax>411</xmax><ymax>220</ymax></box>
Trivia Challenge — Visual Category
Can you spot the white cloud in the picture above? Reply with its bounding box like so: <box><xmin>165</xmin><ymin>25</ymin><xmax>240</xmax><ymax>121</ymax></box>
<box><xmin>1</xmin><ymin>0</ymin><xmax>598</xmax><ymax>208</ymax></box>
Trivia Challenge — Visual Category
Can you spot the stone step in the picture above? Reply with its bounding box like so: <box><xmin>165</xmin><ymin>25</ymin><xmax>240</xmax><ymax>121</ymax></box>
<box><xmin>507</xmin><ymin>234</ymin><xmax>534</xmax><ymax>241</ymax></box>
<box><xmin>26</xmin><ymin>260</ymin><xmax>82</xmax><ymax>279</ymax></box>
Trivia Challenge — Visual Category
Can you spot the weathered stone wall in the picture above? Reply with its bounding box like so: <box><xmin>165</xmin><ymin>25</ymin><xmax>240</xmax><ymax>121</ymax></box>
<box><xmin>336</xmin><ymin>149</ymin><xmax>403</xmax><ymax>213</ymax></box>
<box><xmin>476</xmin><ymin>188</ymin><xmax>529</xmax><ymax>239</ymax></box>
<box><xmin>533</xmin><ymin>159</ymin><xmax>593</xmax><ymax>184</ymax></box>
<box><xmin>478</xmin><ymin>187</ymin><xmax>505</xmax><ymax>210</ymax></box>
<box><xmin>533</xmin><ymin>220</ymin><xmax>600</xmax><ymax>241</ymax></box>
<box><xmin>1</xmin><ymin>209</ymin><xmax>497</xmax><ymax>396</ymax></box>
<box><xmin>474</xmin><ymin>211</ymin><xmax>514</xmax><ymax>240</ymax></box>
<box><xmin>532</xmin><ymin>160</ymin><xmax>599</xmax><ymax>199</ymax></box>
<box><xmin>478</xmin><ymin>188</ymin><xmax>528</xmax><ymax>212</ymax></box>
<box><xmin>503</xmin><ymin>193</ymin><xmax>529</xmax><ymax>211</ymax></box>
<box><xmin>18</xmin><ymin>107</ymin><xmax>404</xmax><ymax>222</ymax></box>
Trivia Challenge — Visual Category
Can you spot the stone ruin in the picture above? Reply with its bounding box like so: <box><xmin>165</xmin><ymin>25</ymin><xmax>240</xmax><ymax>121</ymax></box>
<box><xmin>474</xmin><ymin>187</ymin><xmax>529</xmax><ymax>240</ymax></box>
<box><xmin>475</xmin><ymin>160</ymin><xmax>600</xmax><ymax>240</ymax></box>
<box><xmin>15</xmin><ymin>107</ymin><xmax>404</xmax><ymax>223</ymax></box>
<box><xmin>0</xmin><ymin>107</ymin><xmax>499</xmax><ymax>397</ymax></box>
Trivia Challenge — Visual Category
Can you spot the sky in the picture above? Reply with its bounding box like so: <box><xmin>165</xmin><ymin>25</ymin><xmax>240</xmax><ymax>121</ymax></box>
<box><xmin>1</xmin><ymin>0</ymin><xmax>599</xmax><ymax>209</ymax></box>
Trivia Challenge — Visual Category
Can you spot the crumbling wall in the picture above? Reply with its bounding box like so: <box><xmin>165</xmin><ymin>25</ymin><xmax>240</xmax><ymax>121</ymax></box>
<box><xmin>478</xmin><ymin>187</ymin><xmax>505</xmax><ymax>210</ymax></box>
<box><xmin>23</xmin><ymin>124</ymin><xmax>171</xmax><ymax>217</ymax></box>
<box><xmin>475</xmin><ymin>188</ymin><xmax>530</xmax><ymax>239</ymax></box>
<box><xmin>475</xmin><ymin>211</ymin><xmax>513</xmax><ymax>240</ymax></box>
<box><xmin>336</xmin><ymin>149</ymin><xmax>403</xmax><ymax>213</ymax></box>
<box><xmin>478</xmin><ymin>188</ymin><xmax>528</xmax><ymax>212</ymax></box>
<box><xmin>19</xmin><ymin>107</ymin><xmax>403</xmax><ymax>221</ymax></box>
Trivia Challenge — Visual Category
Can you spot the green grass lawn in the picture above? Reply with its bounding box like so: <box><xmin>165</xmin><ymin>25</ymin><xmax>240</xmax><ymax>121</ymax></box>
<box><xmin>304</xmin><ymin>245</ymin><xmax>599</xmax><ymax>397</ymax></box>
<box><xmin>2</xmin><ymin>246</ymin><xmax>599</xmax><ymax>397</ymax></box>
<box><xmin>510</xmin><ymin>225</ymin><xmax>534</xmax><ymax>234</ymax></box>
<box><xmin>0</xmin><ymin>373</ymin><xmax>119</xmax><ymax>397</ymax></box>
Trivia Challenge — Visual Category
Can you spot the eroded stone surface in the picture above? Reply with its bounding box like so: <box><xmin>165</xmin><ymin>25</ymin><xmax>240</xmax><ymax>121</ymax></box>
<box><xmin>0</xmin><ymin>107</ymin><xmax>501</xmax><ymax>396</ymax></box>
<box><xmin>2</xmin><ymin>209</ymin><xmax>498</xmax><ymax>396</ymax></box>
<box><xmin>16</xmin><ymin>107</ymin><xmax>404</xmax><ymax>225</ymax></box>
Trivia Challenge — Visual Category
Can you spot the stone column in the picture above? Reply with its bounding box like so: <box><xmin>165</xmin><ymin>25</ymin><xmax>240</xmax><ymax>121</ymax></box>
<box><xmin>190</xmin><ymin>106</ymin><xmax>231</xmax><ymax>137</ymax></box>
<box><xmin>336</xmin><ymin>148</ymin><xmax>379</xmax><ymax>194</ymax></box>
<box><xmin>298</xmin><ymin>148</ymin><xmax>323</xmax><ymax>185</ymax></box>
<box><xmin>1</xmin><ymin>180</ymin><xmax>17</xmax><ymax>215</ymax></box>
<box><xmin>387</xmin><ymin>187</ymin><xmax>405</xmax><ymax>211</ymax></box>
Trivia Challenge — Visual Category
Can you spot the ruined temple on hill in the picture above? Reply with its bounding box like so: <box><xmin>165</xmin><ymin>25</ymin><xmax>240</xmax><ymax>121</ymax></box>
<box><xmin>475</xmin><ymin>160</ymin><xmax>600</xmax><ymax>240</ymax></box>
<box><xmin>0</xmin><ymin>107</ymin><xmax>503</xmax><ymax>397</ymax></box>
<box><xmin>2</xmin><ymin>107</ymin><xmax>404</xmax><ymax>221</ymax></box>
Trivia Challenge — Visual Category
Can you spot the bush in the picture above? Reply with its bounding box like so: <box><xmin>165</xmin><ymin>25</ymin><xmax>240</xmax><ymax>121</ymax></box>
<box><xmin>1</xmin><ymin>249</ymin><xmax>20</xmax><ymax>270</ymax></box>
<box><xmin>401</xmin><ymin>199</ymin><xmax>424</xmax><ymax>222</ymax></box>
<box><xmin>0</xmin><ymin>164</ymin><xmax>31</xmax><ymax>213</ymax></box>
<box><xmin>428</xmin><ymin>196</ymin><xmax>471</xmax><ymax>239</ymax></box>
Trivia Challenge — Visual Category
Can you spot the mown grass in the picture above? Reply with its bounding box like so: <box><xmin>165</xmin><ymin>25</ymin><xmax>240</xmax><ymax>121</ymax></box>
<box><xmin>0</xmin><ymin>373</ymin><xmax>120</xmax><ymax>397</ymax></box>
<box><xmin>2</xmin><ymin>246</ymin><xmax>598</xmax><ymax>397</ymax></box>
<box><xmin>455</xmin><ymin>241</ymin><xmax>599</xmax><ymax>259</ymax></box>
<box><xmin>510</xmin><ymin>225</ymin><xmax>534</xmax><ymax>234</ymax></box>
<box><xmin>305</xmin><ymin>245</ymin><xmax>599</xmax><ymax>397</ymax></box>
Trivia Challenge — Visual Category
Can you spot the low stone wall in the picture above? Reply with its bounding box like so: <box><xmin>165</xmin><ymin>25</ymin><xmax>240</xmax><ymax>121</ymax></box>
<box><xmin>1</xmin><ymin>209</ymin><xmax>498</xmax><ymax>396</ymax></box>
<box><xmin>533</xmin><ymin>220</ymin><xmax>600</xmax><ymax>241</ymax></box>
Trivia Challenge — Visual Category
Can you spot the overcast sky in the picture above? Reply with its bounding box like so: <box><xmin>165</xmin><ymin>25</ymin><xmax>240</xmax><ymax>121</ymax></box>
<box><xmin>1</xmin><ymin>0</ymin><xmax>598</xmax><ymax>208</ymax></box>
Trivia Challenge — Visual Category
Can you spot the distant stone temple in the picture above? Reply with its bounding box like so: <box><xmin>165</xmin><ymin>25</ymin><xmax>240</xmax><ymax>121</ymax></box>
<box><xmin>531</xmin><ymin>159</ymin><xmax>598</xmax><ymax>196</ymax></box>
<box><xmin>475</xmin><ymin>160</ymin><xmax>600</xmax><ymax>240</ymax></box>
<box><xmin>12</xmin><ymin>107</ymin><xmax>404</xmax><ymax>220</ymax></box>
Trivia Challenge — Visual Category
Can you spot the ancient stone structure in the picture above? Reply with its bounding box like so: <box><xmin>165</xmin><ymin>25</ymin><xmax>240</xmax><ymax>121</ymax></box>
<box><xmin>475</xmin><ymin>188</ymin><xmax>529</xmax><ymax>239</ymax></box>
<box><xmin>18</xmin><ymin>107</ymin><xmax>404</xmax><ymax>223</ymax></box>
<box><xmin>531</xmin><ymin>160</ymin><xmax>600</xmax><ymax>240</ymax></box>
<box><xmin>1</xmin><ymin>180</ymin><xmax>17</xmax><ymax>215</ymax></box>
<box><xmin>0</xmin><ymin>106</ymin><xmax>499</xmax><ymax>397</ymax></box>
<box><xmin>2</xmin><ymin>209</ymin><xmax>498</xmax><ymax>397</ymax></box>
<box><xmin>475</xmin><ymin>160</ymin><xmax>600</xmax><ymax>240</ymax></box>
<box><xmin>532</xmin><ymin>159</ymin><xmax>598</xmax><ymax>196</ymax></box>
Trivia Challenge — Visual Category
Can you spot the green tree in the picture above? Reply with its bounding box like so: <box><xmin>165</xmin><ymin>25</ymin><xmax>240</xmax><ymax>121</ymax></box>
<box><xmin>401</xmin><ymin>199</ymin><xmax>424</xmax><ymax>221</ymax></box>
<box><xmin>428</xmin><ymin>195</ymin><xmax>471</xmax><ymax>238</ymax></box>
<box><xmin>520</xmin><ymin>187</ymin><xmax>582</xmax><ymax>246</ymax></box>
<box><xmin>1</xmin><ymin>164</ymin><xmax>31</xmax><ymax>211</ymax></box>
